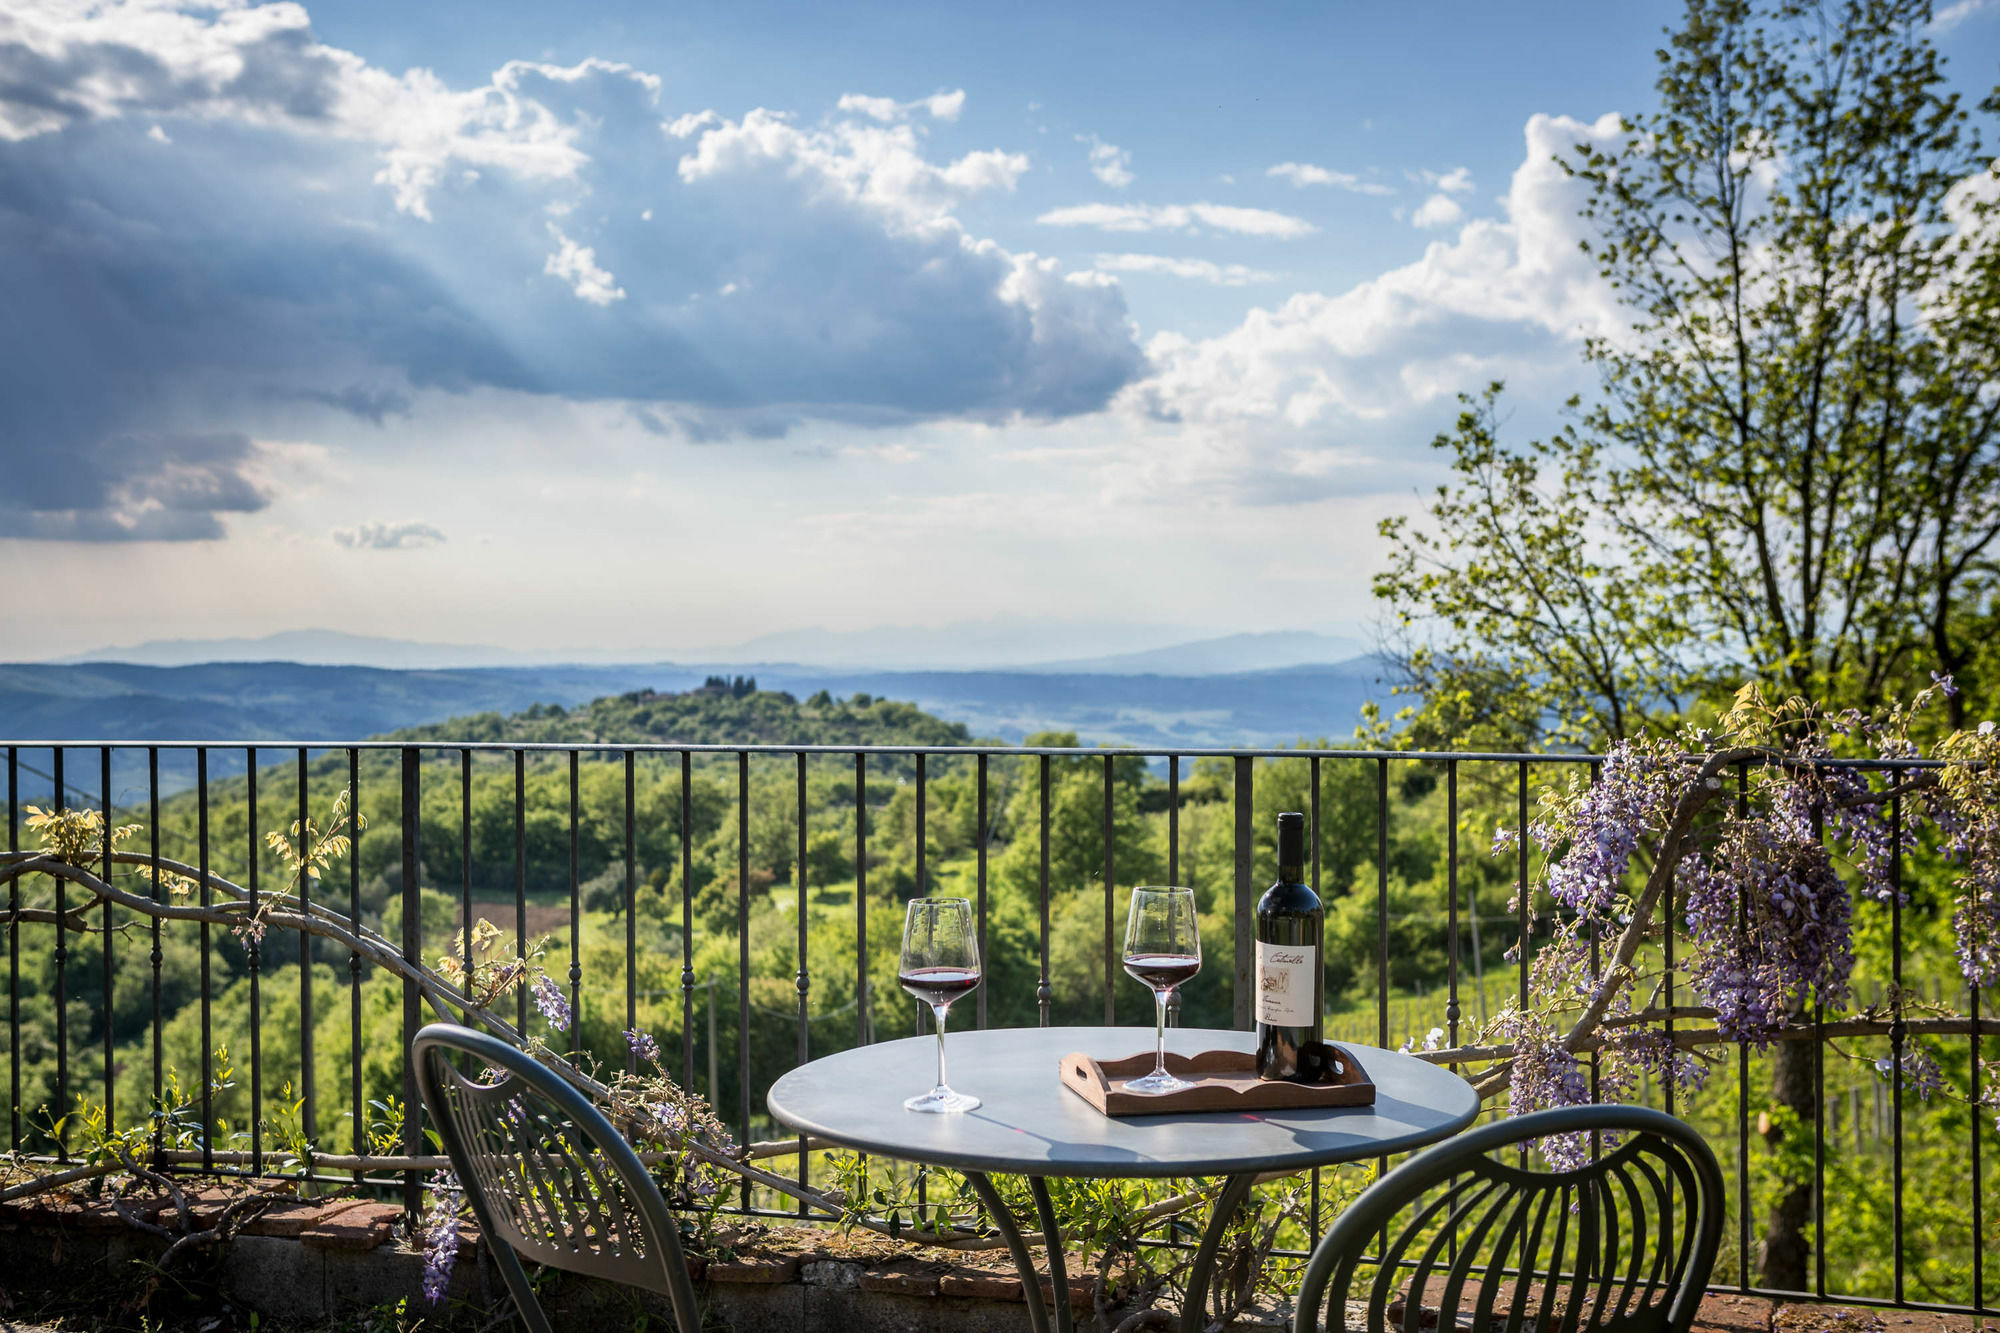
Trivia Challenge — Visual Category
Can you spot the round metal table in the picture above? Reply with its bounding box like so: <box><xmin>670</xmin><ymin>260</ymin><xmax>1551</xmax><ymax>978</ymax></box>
<box><xmin>767</xmin><ymin>1026</ymin><xmax>1479</xmax><ymax>1333</ymax></box>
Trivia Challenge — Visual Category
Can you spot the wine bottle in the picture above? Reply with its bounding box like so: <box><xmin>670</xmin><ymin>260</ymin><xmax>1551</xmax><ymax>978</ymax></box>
<box><xmin>1255</xmin><ymin>811</ymin><xmax>1324</xmax><ymax>1081</ymax></box>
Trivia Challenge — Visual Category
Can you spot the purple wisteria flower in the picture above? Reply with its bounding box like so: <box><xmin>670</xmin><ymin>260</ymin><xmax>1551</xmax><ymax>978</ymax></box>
<box><xmin>625</xmin><ymin>1027</ymin><xmax>660</xmax><ymax>1063</ymax></box>
<box><xmin>531</xmin><ymin>974</ymin><xmax>572</xmax><ymax>1031</ymax></box>
<box><xmin>1542</xmin><ymin>743</ymin><xmax>1673</xmax><ymax>920</ymax></box>
<box><xmin>1496</xmin><ymin>1012</ymin><xmax>1593</xmax><ymax>1172</ymax></box>
<box><xmin>1680</xmin><ymin>780</ymin><xmax>1855</xmax><ymax>1045</ymax></box>
<box><xmin>420</xmin><ymin>1170</ymin><xmax>464</xmax><ymax>1304</ymax></box>
<box><xmin>1932</xmin><ymin>671</ymin><xmax>1959</xmax><ymax>698</ymax></box>
<box><xmin>1875</xmin><ymin>1046</ymin><xmax>1946</xmax><ymax>1101</ymax></box>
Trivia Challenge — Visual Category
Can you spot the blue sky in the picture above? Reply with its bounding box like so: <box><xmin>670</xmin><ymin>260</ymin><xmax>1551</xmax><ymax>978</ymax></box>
<box><xmin>3</xmin><ymin>1</ymin><xmax>1997</xmax><ymax>663</ymax></box>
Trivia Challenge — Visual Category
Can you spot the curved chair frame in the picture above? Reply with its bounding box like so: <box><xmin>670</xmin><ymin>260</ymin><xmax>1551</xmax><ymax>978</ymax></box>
<box><xmin>412</xmin><ymin>1022</ymin><xmax>701</xmax><ymax>1333</ymax></box>
<box><xmin>1295</xmin><ymin>1105</ymin><xmax>1724</xmax><ymax>1333</ymax></box>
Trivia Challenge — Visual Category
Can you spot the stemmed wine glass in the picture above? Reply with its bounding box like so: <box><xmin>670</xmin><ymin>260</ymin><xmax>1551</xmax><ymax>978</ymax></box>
<box><xmin>897</xmin><ymin>897</ymin><xmax>982</xmax><ymax>1113</ymax></box>
<box><xmin>1121</xmin><ymin>885</ymin><xmax>1201</xmax><ymax>1096</ymax></box>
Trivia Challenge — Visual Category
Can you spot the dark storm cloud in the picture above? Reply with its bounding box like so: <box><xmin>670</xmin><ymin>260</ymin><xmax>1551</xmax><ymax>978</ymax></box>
<box><xmin>0</xmin><ymin>12</ymin><xmax>1149</xmax><ymax>541</ymax></box>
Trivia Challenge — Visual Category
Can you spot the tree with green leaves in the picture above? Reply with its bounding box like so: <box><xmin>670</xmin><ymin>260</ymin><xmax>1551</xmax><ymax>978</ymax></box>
<box><xmin>1378</xmin><ymin>0</ymin><xmax>2000</xmax><ymax>752</ymax></box>
<box><xmin>1374</xmin><ymin>0</ymin><xmax>2000</xmax><ymax>1289</ymax></box>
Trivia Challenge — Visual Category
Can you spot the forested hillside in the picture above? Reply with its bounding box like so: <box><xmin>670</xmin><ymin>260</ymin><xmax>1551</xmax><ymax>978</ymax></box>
<box><xmin>1</xmin><ymin>679</ymin><xmax>1981</xmax><ymax>1295</ymax></box>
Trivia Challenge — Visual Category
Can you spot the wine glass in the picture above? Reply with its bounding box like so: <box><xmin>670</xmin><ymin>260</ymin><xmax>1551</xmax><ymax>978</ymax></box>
<box><xmin>897</xmin><ymin>897</ymin><xmax>982</xmax><ymax>1113</ymax></box>
<box><xmin>1121</xmin><ymin>885</ymin><xmax>1201</xmax><ymax>1096</ymax></box>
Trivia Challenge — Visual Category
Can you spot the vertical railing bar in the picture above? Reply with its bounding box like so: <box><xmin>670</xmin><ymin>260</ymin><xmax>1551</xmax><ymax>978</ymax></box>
<box><xmin>1587</xmin><ymin>759</ymin><xmax>1601</xmax><ymax>1160</ymax></box>
<box><xmin>1166</xmin><ymin>755</ymin><xmax>1181</xmax><ymax>1030</ymax></box>
<box><xmin>348</xmin><ymin>746</ymin><xmax>362</xmax><ymax>1186</ymax></box>
<box><xmin>1970</xmin><ymin>974</ymin><xmax>1984</xmax><ymax>1313</ymax></box>
<box><xmin>1375</xmin><ymin>756</ymin><xmax>1388</xmax><ymax>1050</ymax></box>
<box><xmin>147</xmin><ymin>748</ymin><xmax>160</xmax><ymax>1154</ymax></box>
<box><xmin>856</xmin><ymin>754</ymin><xmax>869</xmax><ymax>1046</ymax></box>
<box><xmin>6</xmin><ymin>745</ymin><xmax>17</xmax><ymax>1150</ymax></box>
<box><xmin>100</xmin><ymin>748</ymin><xmax>114</xmax><ymax>1139</ymax></box>
<box><xmin>737</xmin><ymin>751</ymin><xmax>751</xmax><ymax>1156</ymax></box>
<box><xmin>916</xmin><ymin>753</ymin><xmax>928</xmax><ymax>1042</ymax></box>
<box><xmin>1735</xmin><ymin>761</ymin><xmax>1751</xmax><ymax>1292</ymax></box>
<box><xmin>1447</xmin><ymin>759</ymin><xmax>1461</xmax><ymax>1061</ymax></box>
<box><xmin>680</xmin><ymin>752</ymin><xmax>695</xmax><ymax>1090</ymax></box>
<box><xmin>247</xmin><ymin>750</ymin><xmax>262</xmax><ymax>1175</ymax></box>
<box><xmin>1103</xmin><ymin>754</ymin><xmax>1115</xmax><ymax>1027</ymax></box>
<box><xmin>1234</xmin><ymin>756</ymin><xmax>1254</xmax><ymax>1032</ymax></box>
<box><xmin>568</xmin><ymin>749</ymin><xmax>581</xmax><ymax>1058</ymax></box>
<box><xmin>916</xmin><ymin>751</ymin><xmax>929</xmax><ymax>1214</ymax></box>
<box><xmin>1516</xmin><ymin>760</ymin><xmax>1529</xmax><ymax>1166</ymax></box>
<box><xmin>1038</xmin><ymin>755</ymin><xmax>1052</xmax><ymax>1028</ymax></box>
<box><xmin>1374</xmin><ymin>755</ymin><xmax>1388</xmax><ymax>1221</ymax></box>
<box><xmin>52</xmin><ymin>746</ymin><xmax>67</xmax><ymax>1157</ymax></box>
<box><xmin>1309</xmin><ymin>754</ymin><xmax>1321</xmax><ymax>1236</ymax></box>
<box><xmin>625</xmin><ymin>750</ymin><xmax>637</xmax><ymax>1074</ymax></box>
<box><xmin>461</xmin><ymin>750</ymin><xmax>474</xmax><ymax>1005</ymax></box>
<box><xmin>795</xmin><ymin>751</ymin><xmax>809</xmax><ymax>1213</ymax></box>
<box><xmin>196</xmin><ymin>747</ymin><xmax>209</xmax><ymax>1169</ymax></box>
<box><xmin>515</xmin><ymin>750</ymin><xmax>527</xmax><ymax>1036</ymax></box>
<box><xmin>1811</xmin><ymin>793</ymin><xmax>1826</xmax><ymax>1301</ymax></box>
<box><xmin>298</xmin><ymin>747</ymin><xmax>315</xmax><ymax>1142</ymax></box>
<box><xmin>399</xmin><ymin>747</ymin><xmax>422</xmax><ymax>1217</ymax></box>
<box><xmin>1890</xmin><ymin>785</ymin><xmax>1904</xmax><ymax>1305</ymax></box>
<box><xmin>976</xmin><ymin>754</ymin><xmax>989</xmax><ymax>1031</ymax></box>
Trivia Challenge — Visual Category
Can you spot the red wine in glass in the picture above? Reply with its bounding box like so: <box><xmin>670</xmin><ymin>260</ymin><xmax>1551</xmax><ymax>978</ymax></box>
<box><xmin>898</xmin><ymin>898</ymin><xmax>982</xmax><ymax>1113</ymax></box>
<box><xmin>1121</xmin><ymin>886</ymin><xmax>1202</xmax><ymax>1096</ymax></box>
<box><xmin>898</xmin><ymin>966</ymin><xmax>982</xmax><ymax>1007</ymax></box>
<box><xmin>1121</xmin><ymin>954</ymin><xmax>1201</xmax><ymax>990</ymax></box>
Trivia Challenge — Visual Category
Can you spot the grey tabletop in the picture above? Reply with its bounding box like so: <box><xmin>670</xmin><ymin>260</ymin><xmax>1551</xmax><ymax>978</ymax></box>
<box><xmin>765</xmin><ymin>1026</ymin><xmax>1480</xmax><ymax>1178</ymax></box>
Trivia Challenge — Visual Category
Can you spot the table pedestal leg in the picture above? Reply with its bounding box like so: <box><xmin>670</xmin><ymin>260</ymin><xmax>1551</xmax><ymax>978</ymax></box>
<box><xmin>963</xmin><ymin>1170</ymin><xmax>1064</xmax><ymax>1333</ymax></box>
<box><xmin>1028</xmin><ymin>1177</ymin><xmax>1073</xmax><ymax>1333</ymax></box>
<box><xmin>1180</xmin><ymin>1173</ymin><xmax>1259</xmax><ymax>1333</ymax></box>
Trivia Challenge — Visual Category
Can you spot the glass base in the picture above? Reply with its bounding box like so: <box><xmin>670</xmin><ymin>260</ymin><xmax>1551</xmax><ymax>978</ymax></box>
<box><xmin>904</xmin><ymin>1085</ymin><xmax>981</xmax><ymax>1114</ymax></box>
<box><xmin>1122</xmin><ymin>1069</ymin><xmax>1195</xmax><ymax>1097</ymax></box>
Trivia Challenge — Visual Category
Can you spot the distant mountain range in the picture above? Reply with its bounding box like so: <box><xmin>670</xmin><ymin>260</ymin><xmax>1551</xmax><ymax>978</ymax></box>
<box><xmin>0</xmin><ymin>654</ymin><xmax>1398</xmax><ymax>798</ymax></box>
<box><xmin>49</xmin><ymin>624</ymin><xmax>1370</xmax><ymax>675</ymax></box>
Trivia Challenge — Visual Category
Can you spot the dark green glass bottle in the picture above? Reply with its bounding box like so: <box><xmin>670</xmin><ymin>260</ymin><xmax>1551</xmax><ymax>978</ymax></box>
<box><xmin>1254</xmin><ymin>811</ymin><xmax>1324</xmax><ymax>1081</ymax></box>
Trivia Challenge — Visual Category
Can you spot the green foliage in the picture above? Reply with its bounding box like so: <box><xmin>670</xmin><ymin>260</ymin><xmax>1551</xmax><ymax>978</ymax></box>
<box><xmin>1377</xmin><ymin>0</ymin><xmax>2000</xmax><ymax>747</ymax></box>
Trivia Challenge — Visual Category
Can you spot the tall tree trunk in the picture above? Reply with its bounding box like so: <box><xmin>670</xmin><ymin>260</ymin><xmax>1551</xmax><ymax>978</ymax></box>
<box><xmin>1758</xmin><ymin>1010</ymin><xmax>1816</xmax><ymax>1290</ymax></box>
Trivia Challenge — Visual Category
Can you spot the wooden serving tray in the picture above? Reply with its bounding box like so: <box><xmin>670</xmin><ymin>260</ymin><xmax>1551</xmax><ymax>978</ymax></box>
<box><xmin>1059</xmin><ymin>1044</ymin><xmax>1375</xmax><ymax>1116</ymax></box>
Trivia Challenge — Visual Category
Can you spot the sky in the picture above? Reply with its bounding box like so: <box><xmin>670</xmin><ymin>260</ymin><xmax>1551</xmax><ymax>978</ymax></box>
<box><xmin>4</xmin><ymin>0</ymin><xmax>1998</xmax><ymax>663</ymax></box>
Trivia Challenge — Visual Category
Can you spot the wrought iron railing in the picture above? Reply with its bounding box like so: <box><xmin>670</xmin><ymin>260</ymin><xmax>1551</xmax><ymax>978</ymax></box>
<box><xmin>0</xmin><ymin>738</ymin><xmax>1990</xmax><ymax>1315</ymax></box>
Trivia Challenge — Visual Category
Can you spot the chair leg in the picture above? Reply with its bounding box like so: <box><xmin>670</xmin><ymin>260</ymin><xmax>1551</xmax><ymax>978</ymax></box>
<box><xmin>487</xmin><ymin>1242</ymin><xmax>556</xmax><ymax>1333</ymax></box>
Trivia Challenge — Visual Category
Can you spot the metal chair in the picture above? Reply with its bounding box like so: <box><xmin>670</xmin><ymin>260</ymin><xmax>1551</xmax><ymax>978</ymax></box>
<box><xmin>1294</xmin><ymin>1105</ymin><xmax>1724</xmax><ymax>1333</ymax></box>
<box><xmin>412</xmin><ymin>1022</ymin><xmax>702</xmax><ymax>1333</ymax></box>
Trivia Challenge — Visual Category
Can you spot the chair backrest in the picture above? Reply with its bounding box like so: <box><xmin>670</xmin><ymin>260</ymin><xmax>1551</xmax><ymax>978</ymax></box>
<box><xmin>412</xmin><ymin>1023</ymin><xmax>700</xmax><ymax>1333</ymax></box>
<box><xmin>1294</xmin><ymin>1105</ymin><xmax>1724</xmax><ymax>1333</ymax></box>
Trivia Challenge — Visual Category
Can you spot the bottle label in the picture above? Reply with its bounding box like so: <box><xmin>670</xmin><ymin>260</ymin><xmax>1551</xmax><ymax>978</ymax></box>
<box><xmin>1255</xmin><ymin>941</ymin><xmax>1317</xmax><ymax>1026</ymax></box>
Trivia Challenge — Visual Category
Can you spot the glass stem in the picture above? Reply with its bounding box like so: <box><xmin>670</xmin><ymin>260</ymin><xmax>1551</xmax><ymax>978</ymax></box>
<box><xmin>934</xmin><ymin>1003</ymin><xmax>950</xmax><ymax>1091</ymax></box>
<box><xmin>1153</xmin><ymin>988</ymin><xmax>1169</xmax><ymax>1078</ymax></box>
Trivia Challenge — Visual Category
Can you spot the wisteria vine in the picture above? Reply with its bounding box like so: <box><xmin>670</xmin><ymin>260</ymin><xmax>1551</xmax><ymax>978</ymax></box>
<box><xmin>1476</xmin><ymin>680</ymin><xmax>2000</xmax><ymax>1143</ymax></box>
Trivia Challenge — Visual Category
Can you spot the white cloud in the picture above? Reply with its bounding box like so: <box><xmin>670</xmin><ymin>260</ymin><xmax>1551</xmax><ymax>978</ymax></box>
<box><xmin>1078</xmin><ymin>134</ymin><xmax>1133</xmax><ymax>188</ymax></box>
<box><xmin>0</xmin><ymin>3</ymin><xmax>666</xmax><ymax>219</ymax></box>
<box><xmin>147</xmin><ymin>123</ymin><xmax>170</xmax><ymax>144</ymax></box>
<box><xmin>1037</xmin><ymin>201</ymin><xmax>1315</xmax><ymax>239</ymax></box>
<box><xmin>1931</xmin><ymin>0</ymin><xmax>1996</xmax><ymax>30</ymax></box>
<box><xmin>1092</xmin><ymin>254</ymin><xmax>1275</xmax><ymax>286</ymax></box>
<box><xmin>1411</xmin><ymin>192</ymin><xmax>1464</xmax><ymax>228</ymax></box>
<box><xmin>1266</xmin><ymin>162</ymin><xmax>1393</xmax><ymax>196</ymax></box>
<box><xmin>1421</xmin><ymin>166</ymin><xmax>1474</xmax><ymax>194</ymax></box>
<box><xmin>678</xmin><ymin>109</ymin><xmax>1027</xmax><ymax>235</ymax></box>
<box><xmin>543</xmin><ymin>224</ymin><xmax>626</xmax><ymax>304</ymax></box>
<box><xmin>1113</xmin><ymin>112</ymin><xmax>1627</xmax><ymax>501</ymax></box>
<box><xmin>665</xmin><ymin>109</ymin><xmax>721</xmax><ymax>138</ymax></box>
<box><xmin>835</xmin><ymin>89</ymin><xmax>966</xmax><ymax>122</ymax></box>
<box><xmin>332</xmin><ymin>520</ymin><xmax>447</xmax><ymax>550</ymax></box>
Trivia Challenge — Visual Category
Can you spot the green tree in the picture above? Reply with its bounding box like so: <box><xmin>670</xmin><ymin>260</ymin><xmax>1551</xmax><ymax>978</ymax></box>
<box><xmin>1379</xmin><ymin>0</ymin><xmax>2000</xmax><ymax>750</ymax></box>
<box><xmin>1373</xmin><ymin>0</ymin><xmax>2000</xmax><ymax>1289</ymax></box>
